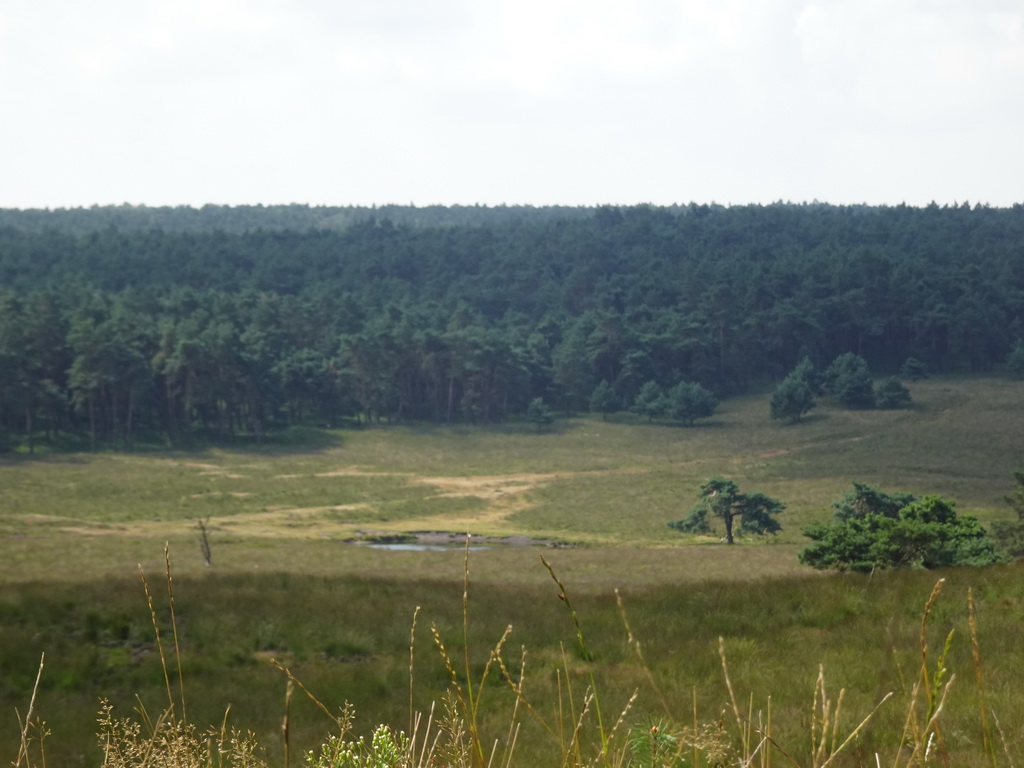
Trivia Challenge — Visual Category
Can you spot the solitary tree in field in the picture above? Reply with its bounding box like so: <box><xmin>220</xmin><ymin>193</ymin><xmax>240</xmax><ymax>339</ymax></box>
<box><xmin>669</xmin><ymin>477</ymin><xmax>784</xmax><ymax>544</ymax></box>
<box><xmin>791</xmin><ymin>356</ymin><xmax>824</xmax><ymax>395</ymax></box>
<box><xmin>666</xmin><ymin>380</ymin><xmax>717</xmax><ymax>425</ymax></box>
<box><xmin>824</xmin><ymin>353</ymin><xmax>875</xmax><ymax>409</ymax></box>
<box><xmin>899</xmin><ymin>357</ymin><xmax>929</xmax><ymax>381</ymax></box>
<box><xmin>770</xmin><ymin>374</ymin><xmax>815</xmax><ymax>423</ymax></box>
<box><xmin>874</xmin><ymin>377</ymin><xmax>912</xmax><ymax>409</ymax></box>
<box><xmin>631</xmin><ymin>381</ymin><xmax>667</xmax><ymax>422</ymax></box>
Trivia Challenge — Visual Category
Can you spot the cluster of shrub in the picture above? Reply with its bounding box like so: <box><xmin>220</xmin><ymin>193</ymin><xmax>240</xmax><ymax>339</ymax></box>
<box><xmin>799</xmin><ymin>483</ymin><xmax>1006</xmax><ymax>571</ymax></box>
<box><xmin>577</xmin><ymin>352</ymin><xmax>920</xmax><ymax>431</ymax></box>
<box><xmin>586</xmin><ymin>378</ymin><xmax>717</xmax><ymax>425</ymax></box>
<box><xmin>769</xmin><ymin>353</ymin><xmax>922</xmax><ymax>423</ymax></box>
<box><xmin>670</xmin><ymin>474</ymin><xmax>1024</xmax><ymax>572</ymax></box>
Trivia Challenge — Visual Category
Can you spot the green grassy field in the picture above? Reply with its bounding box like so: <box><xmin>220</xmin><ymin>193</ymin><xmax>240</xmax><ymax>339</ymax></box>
<box><xmin>2</xmin><ymin>376</ymin><xmax>1024</xmax><ymax>766</ymax></box>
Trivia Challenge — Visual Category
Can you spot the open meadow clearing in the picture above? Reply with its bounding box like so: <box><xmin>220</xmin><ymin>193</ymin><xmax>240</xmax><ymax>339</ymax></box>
<box><xmin>3</xmin><ymin>376</ymin><xmax>1024</xmax><ymax>766</ymax></box>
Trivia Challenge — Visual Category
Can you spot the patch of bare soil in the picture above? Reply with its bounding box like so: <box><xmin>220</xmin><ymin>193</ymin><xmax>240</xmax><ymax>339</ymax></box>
<box><xmin>413</xmin><ymin>472</ymin><xmax>562</xmax><ymax>495</ymax></box>
<box><xmin>276</xmin><ymin>466</ymin><xmax>404</xmax><ymax>479</ymax></box>
<box><xmin>178</xmin><ymin>461</ymin><xmax>246</xmax><ymax>478</ymax></box>
<box><xmin>395</xmin><ymin>472</ymin><xmax>582</xmax><ymax>531</ymax></box>
<box><xmin>754</xmin><ymin>435</ymin><xmax>868</xmax><ymax>460</ymax></box>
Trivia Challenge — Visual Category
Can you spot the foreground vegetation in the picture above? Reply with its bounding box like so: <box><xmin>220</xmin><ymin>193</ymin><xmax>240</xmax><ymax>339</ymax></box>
<box><xmin>3</xmin><ymin>375</ymin><xmax>1024</xmax><ymax>765</ymax></box>
<box><xmin>8</xmin><ymin>556</ymin><xmax>1024</xmax><ymax>766</ymax></box>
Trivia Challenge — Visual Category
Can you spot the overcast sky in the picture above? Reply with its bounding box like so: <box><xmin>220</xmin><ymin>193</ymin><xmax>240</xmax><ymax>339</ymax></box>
<box><xmin>2</xmin><ymin>0</ymin><xmax>1022</xmax><ymax>209</ymax></box>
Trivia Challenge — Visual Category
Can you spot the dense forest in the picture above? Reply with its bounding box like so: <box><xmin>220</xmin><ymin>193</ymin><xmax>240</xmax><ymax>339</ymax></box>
<box><xmin>1</xmin><ymin>201</ymin><xmax>1022</xmax><ymax>450</ymax></box>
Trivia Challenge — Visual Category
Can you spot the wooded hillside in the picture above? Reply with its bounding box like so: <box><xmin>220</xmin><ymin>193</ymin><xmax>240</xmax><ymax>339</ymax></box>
<box><xmin>1</xmin><ymin>202</ymin><xmax>1022</xmax><ymax>448</ymax></box>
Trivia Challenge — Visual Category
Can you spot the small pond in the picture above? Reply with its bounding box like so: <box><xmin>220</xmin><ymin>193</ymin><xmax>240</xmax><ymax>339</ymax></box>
<box><xmin>363</xmin><ymin>543</ymin><xmax>491</xmax><ymax>551</ymax></box>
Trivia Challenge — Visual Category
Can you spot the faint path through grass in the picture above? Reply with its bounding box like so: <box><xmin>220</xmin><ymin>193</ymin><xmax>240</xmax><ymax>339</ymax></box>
<box><xmin>3</xmin><ymin>376</ymin><xmax>1022</xmax><ymax>564</ymax></box>
<box><xmin>28</xmin><ymin>433</ymin><xmax>875</xmax><ymax>545</ymax></box>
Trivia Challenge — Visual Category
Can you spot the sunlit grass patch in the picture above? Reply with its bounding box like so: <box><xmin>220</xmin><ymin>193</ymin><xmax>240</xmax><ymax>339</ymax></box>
<box><xmin>3</xmin><ymin>375</ymin><xmax>1023</xmax><ymax>544</ymax></box>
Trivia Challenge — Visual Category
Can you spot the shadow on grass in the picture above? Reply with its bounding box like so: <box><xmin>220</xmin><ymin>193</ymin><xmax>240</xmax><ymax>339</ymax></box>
<box><xmin>356</xmin><ymin>418</ymin><xmax>582</xmax><ymax>437</ymax></box>
<box><xmin>613</xmin><ymin>417</ymin><xmax>728</xmax><ymax>430</ymax></box>
<box><xmin>0</xmin><ymin>450</ymin><xmax>90</xmax><ymax>466</ymax></box>
<box><xmin>0</xmin><ymin>424</ymin><xmax>346</xmax><ymax>462</ymax></box>
<box><xmin>772</xmin><ymin>411</ymin><xmax>830</xmax><ymax>427</ymax></box>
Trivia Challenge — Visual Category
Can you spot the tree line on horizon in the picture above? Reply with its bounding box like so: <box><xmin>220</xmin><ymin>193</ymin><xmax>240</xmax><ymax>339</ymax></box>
<box><xmin>1</xmin><ymin>201</ymin><xmax>1023</xmax><ymax>449</ymax></box>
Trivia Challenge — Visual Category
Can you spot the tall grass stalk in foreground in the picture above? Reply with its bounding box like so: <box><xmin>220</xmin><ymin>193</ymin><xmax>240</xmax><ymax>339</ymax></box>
<box><xmin>14</xmin><ymin>653</ymin><xmax>45</xmax><ymax>768</ymax></box>
<box><xmin>968</xmin><ymin>587</ymin><xmax>1010</xmax><ymax>768</ymax></box>
<box><xmin>806</xmin><ymin>663</ymin><xmax>892</xmax><ymax>768</ymax></box>
<box><xmin>893</xmin><ymin>578</ymin><xmax>955</xmax><ymax>767</ymax></box>
<box><xmin>428</xmin><ymin>535</ymin><xmax>518</xmax><ymax>768</ymax></box>
<box><xmin>164</xmin><ymin>544</ymin><xmax>187</xmax><ymax>722</ymax></box>
<box><xmin>540</xmin><ymin>554</ymin><xmax>617</xmax><ymax>761</ymax></box>
<box><xmin>91</xmin><ymin>549</ymin><xmax>268</xmax><ymax>768</ymax></box>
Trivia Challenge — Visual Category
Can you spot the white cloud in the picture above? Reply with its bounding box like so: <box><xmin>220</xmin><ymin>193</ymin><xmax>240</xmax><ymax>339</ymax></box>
<box><xmin>1</xmin><ymin>0</ymin><xmax>1022</xmax><ymax>208</ymax></box>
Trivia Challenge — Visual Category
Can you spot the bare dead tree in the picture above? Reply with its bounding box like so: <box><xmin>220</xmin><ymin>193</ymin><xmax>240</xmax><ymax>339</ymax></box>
<box><xmin>197</xmin><ymin>517</ymin><xmax>212</xmax><ymax>567</ymax></box>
